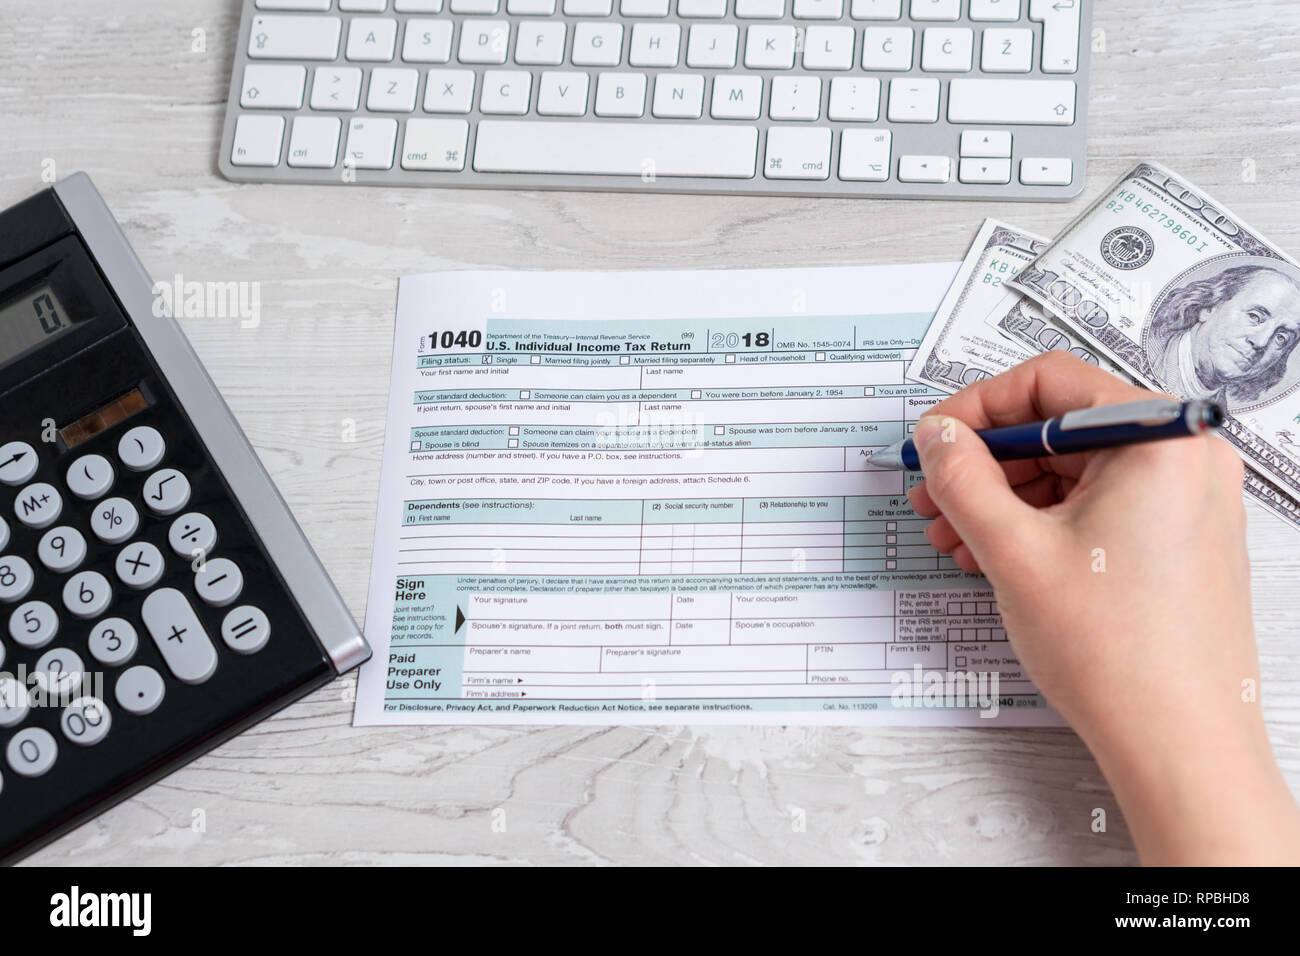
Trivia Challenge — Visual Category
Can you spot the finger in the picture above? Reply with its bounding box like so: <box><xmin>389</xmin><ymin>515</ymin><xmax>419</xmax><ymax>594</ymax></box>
<box><xmin>925</xmin><ymin>514</ymin><xmax>962</xmax><ymax>553</ymax></box>
<box><xmin>950</xmin><ymin>542</ymin><xmax>982</xmax><ymax>575</ymax></box>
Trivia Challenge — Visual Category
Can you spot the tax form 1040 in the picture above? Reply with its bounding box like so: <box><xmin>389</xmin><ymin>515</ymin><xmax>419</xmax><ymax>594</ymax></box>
<box><xmin>354</xmin><ymin>265</ymin><xmax>1063</xmax><ymax>727</ymax></box>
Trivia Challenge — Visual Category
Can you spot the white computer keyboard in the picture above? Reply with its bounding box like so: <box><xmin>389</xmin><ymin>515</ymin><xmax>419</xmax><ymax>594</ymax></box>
<box><xmin>219</xmin><ymin>0</ymin><xmax>1091</xmax><ymax>199</ymax></box>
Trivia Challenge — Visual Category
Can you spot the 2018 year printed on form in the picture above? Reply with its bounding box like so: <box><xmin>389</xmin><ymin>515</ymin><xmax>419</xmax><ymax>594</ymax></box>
<box><xmin>355</xmin><ymin>266</ymin><xmax>1063</xmax><ymax>727</ymax></box>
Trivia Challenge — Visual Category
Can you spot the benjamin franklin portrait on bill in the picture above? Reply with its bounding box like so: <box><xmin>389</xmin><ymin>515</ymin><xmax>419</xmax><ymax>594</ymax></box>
<box><xmin>1144</xmin><ymin>258</ymin><xmax>1300</xmax><ymax>410</ymax></box>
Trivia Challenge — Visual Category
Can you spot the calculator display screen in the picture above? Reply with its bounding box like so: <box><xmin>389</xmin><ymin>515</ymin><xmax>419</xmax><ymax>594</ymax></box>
<box><xmin>0</xmin><ymin>285</ymin><xmax>74</xmax><ymax>365</ymax></box>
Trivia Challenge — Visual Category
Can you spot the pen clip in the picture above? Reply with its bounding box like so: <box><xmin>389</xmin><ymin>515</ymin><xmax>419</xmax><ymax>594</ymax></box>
<box><xmin>1057</xmin><ymin>399</ymin><xmax>1183</xmax><ymax>431</ymax></box>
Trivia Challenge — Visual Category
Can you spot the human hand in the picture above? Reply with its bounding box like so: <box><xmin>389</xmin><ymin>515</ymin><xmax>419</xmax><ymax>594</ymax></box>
<box><xmin>908</xmin><ymin>352</ymin><xmax>1300</xmax><ymax>864</ymax></box>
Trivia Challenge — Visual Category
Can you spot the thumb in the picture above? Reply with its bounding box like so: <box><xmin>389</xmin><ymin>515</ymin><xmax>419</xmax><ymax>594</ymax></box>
<box><xmin>912</xmin><ymin>414</ymin><xmax>1043</xmax><ymax>569</ymax></box>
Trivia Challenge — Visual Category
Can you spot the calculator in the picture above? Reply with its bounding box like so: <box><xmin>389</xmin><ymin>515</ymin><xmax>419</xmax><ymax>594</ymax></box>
<box><xmin>0</xmin><ymin>175</ymin><xmax>370</xmax><ymax>863</ymax></box>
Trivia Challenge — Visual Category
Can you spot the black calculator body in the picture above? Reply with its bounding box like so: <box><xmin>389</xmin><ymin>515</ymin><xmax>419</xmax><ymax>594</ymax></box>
<box><xmin>0</xmin><ymin>175</ymin><xmax>369</xmax><ymax>863</ymax></box>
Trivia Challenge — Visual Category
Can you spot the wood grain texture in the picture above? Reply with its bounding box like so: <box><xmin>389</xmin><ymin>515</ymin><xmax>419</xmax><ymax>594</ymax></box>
<box><xmin>2</xmin><ymin>0</ymin><xmax>1298</xmax><ymax>865</ymax></box>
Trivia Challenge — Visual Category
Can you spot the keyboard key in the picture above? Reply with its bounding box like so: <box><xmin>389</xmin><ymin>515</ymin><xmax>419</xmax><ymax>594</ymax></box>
<box><xmin>736</xmin><ymin>0</ymin><xmax>785</xmax><ymax>16</ymax></box>
<box><xmin>287</xmin><ymin>116</ymin><xmax>342</xmax><ymax>167</ymax></box>
<box><xmin>711</xmin><ymin>75</ymin><xmax>762</xmax><ymax>118</ymax></box>
<box><xmin>838</xmin><ymin>129</ymin><xmax>891</xmax><ymax>180</ymax></box>
<box><xmin>143</xmin><ymin>588</ymin><xmax>219</xmax><ymax>684</ymax></box>
<box><xmin>401</xmin><ymin>118</ymin><xmax>471</xmax><ymax>169</ymax></box>
<box><xmin>887</xmin><ymin>77</ymin><xmax>939</xmax><ymax>122</ymax></box>
<box><xmin>9</xmin><ymin>599</ymin><xmax>58</xmax><ymax>649</ymax></box>
<box><xmin>960</xmin><ymin>129</ymin><xmax>1012</xmax><ymax>157</ymax></box>
<box><xmin>225</xmin><ymin>118</ymin><xmax>293</xmax><ymax>175</ymax></box>
<box><xmin>195</xmin><ymin>558</ymin><xmax>245</xmax><ymax>607</ymax></box>
<box><xmin>61</xmin><ymin>697</ymin><xmax>112</xmax><ymax>747</ymax></box>
<box><xmin>453</xmin><ymin>0</ymin><xmax>500</xmax><ymax>9</ymax></box>
<box><xmin>828</xmin><ymin>76</ymin><xmax>880</xmax><ymax>121</ymax></box>
<box><xmin>850</xmin><ymin>0</ymin><xmax>900</xmax><ymax>17</ymax></box>
<box><xmin>793</xmin><ymin>0</ymin><xmax>842</xmax><ymax>17</ymax></box>
<box><xmin>0</xmin><ymin>441</ymin><xmax>37</xmax><ymax>487</ymax></box>
<box><xmin>899</xmin><ymin>154</ymin><xmax>951</xmax><ymax>182</ymax></box>
<box><xmin>921</xmin><ymin>27</ymin><xmax>973</xmax><ymax>71</ymax></box>
<box><xmin>509</xmin><ymin>0</ymin><xmax>557</xmax><ymax>10</ymax></box>
<box><xmin>770</xmin><ymin>76</ymin><xmax>821</xmax><ymax>120</ymax></box>
<box><xmin>474</xmin><ymin>120</ymin><xmax>758</xmax><ymax>176</ymax></box>
<box><xmin>763</xmin><ymin>127</ymin><xmax>830</xmax><ymax>179</ymax></box>
<box><xmin>6</xmin><ymin>727</ymin><xmax>57</xmax><ymax>778</ymax></box>
<box><xmin>403</xmin><ymin>19</ymin><xmax>454</xmax><ymax>62</ymax></box>
<box><xmin>119</xmin><ymin>425</ymin><xmax>166</xmax><ymax>471</ymax></box>
<box><xmin>947</xmin><ymin>78</ymin><xmax>1075</xmax><ymax>125</ymax></box>
<box><xmin>678</xmin><ymin>0</ymin><xmax>727</xmax><ymax>14</ymax></box>
<box><xmin>311</xmin><ymin>66</ymin><xmax>364</xmax><ymax>110</ymax></box>
<box><xmin>862</xmin><ymin>27</ymin><xmax>913</xmax><ymax>70</ymax></box>
<box><xmin>910</xmin><ymin>0</ymin><xmax>958</xmax><ymax>19</ymax></box>
<box><xmin>981</xmin><ymin>28</ymin><xmax>1033</xmax><ymax>72</ymax></box>
<box><xmin>239</xmin><ymin>64</ymin><xmax>306</xmax><ymax>108</ymax></box>
<box><xmin>1020</xmin><ymin>156</ymin><xmax>1073</xmax><ymax>185</ymax></box>
<box><xmin>425</xmin><ymin>70</ymin><xmax>477</xmax><ymax>112</ymax></box>
<box><xmin>64</xmin><ymin>571</ymin><xmax>113</xmax><ymax>620</ymax></box>
<box><xmin>538</xmin><ymin>71</ymin><xmax>591</xmax><ymax>115</ymax></box>
<box><xmin>115</xmin><ymin>665</ymin><xmax>166</xmax><ymax>716</ymax></box>
<box><xmin>66</xmin><ymin>454</ymin><xmax>114</xmax><ymax>500</ymax></box>
<box><xmin>347</xmin><ymin>17</ymin><xmax>399</xmax><ymax>61</ymax></box>
<box><xmin>481</xmin><ymin>70</ymin><xmax>534</xmax><ymax>114</ymax></box>
<box><xmin>38</xmin><ymin>526</ymin><xmax>86</xmax><ymax>573</ymax></box>
<box><xmin>222</xmin><ymin>606</ymin><xmax>273</xmax><ymax>655</ymax></box>
<box><xmin>515</xmin><ymin>22</ymin><xmax>567</xmax><ymax>65</ymax></box>
<box><xmin>1029</xmin><ymin>0</ymin><xmax>1081</xmax><ymax>73</ymax></box>
<box><xmin>652</xmin><ymin>74</ymin><xmax>705</xmax><ymax>118</ymax></box>
<box><xmin>0</xmin><ymin>675</ymin><xmax>30</xmax><ymax>728</ymax></box>
<box><xmin>257</xmin><ymin>0</ymin><xmax>334</xmax><ymax>8</ymax></box>
<box><xmin>143</xmin><ymin>468</ymin><xmax>191</xmax><ymax>516</ymax></box>
<box><xmin>88</xmin><ymin>617</ymin><xmax>139</xmax><ymax>667</ymax></box>
<box><xmin>342</xmin><ymin>0</ymin><xmax>391</xmax><ymax>9</ymax></box>
<box><xmin>368</xmin><ymin>67</ymin><xmax>421</xmax><ymax>111</ymax></box>
<box><xmin>397</xmin><ymin>0</ymin><xmax>446</xmax><ymax>8</ymax></box>
<box><xmin>247</xmin><ymin>14</ymin><xmax>342</xmax><ymax>60</ymax></box>
<box><xmin>959</xmin><ymin>156</ymin><xmax>1012</xmax><ymax>183</ymax></box>
<box><xmin>0</xmin><ymin>555</ymin><xmax>34</xmax><ymax>603</ymax></box>
<box><xmin>459</xmin><ymin>20</ymin><xmax>511</xmax><ymax>64</ymax></box>
<box><xmin>14</xmin><ymin>482</ymin><xmax>61</xmax><ymax>529</ymax></box>
<box><xmin>622</xmin><ymin>0</ymin><xmax>669</xmax><ymax>12</ymax></box>
<box><xmin>970</xmin><ymin>0</ymin><xmax>1020</xmax><ymax>19</ymax></box>
<box><xmin>630</xmin><ymin>23</ymin><xmax>680</xmax><ymax>66</ymax></box>
<box><xmin>92</xmin><ymin>497</ymin><xmax>139</xmax><ymax>544</ymax></box>
<box><xmin>803</xmin><ymin>26</ymin><xmax>854</xmax><ymax>70</ymax></box>
<box><xmin>34</xmin><ymin>646</ymin><xmax>84</xmax><ymax>698</ymax></box>
<box><xmin>745</xmin><ymin>25</ymin><xmax>796</xmax><ymax>68</ymax></box>
<box><xmin>564</xmin><ymin>0</ymin><xmax>612</xmax><ymax>11</ymax></box>
<box><xmin>116</xmin><ymin>541</ymin><xmax>166</xmax><ymax>590</ymax></box>
<box><xmin>595</xmin><ymin>72</ymin><xmax>647</xmax><ymax>116</ymax></box>
<box><xmin>572</xmin><ymin>22</ymin><xmax>623</xmax><ymax>66</ymax></box>
<box><xmin>686</xmin><ymin>25</ymin><xmax>738</xmax><ymax>68</ymax></box>
<box><xmin>345</xmin><ymin>117</ymin><xmax>399</xmax><ymax>167</ymax></box>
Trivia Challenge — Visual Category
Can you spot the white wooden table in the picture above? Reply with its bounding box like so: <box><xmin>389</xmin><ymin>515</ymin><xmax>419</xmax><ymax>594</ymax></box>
<box><xmin>4</xmin><ymin>0</ymin><xmax>1298</xmax><ymax>865</ymax></box>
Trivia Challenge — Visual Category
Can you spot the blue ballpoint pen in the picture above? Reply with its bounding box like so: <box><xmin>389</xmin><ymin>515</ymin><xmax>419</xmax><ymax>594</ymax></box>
<box><xmin>866</xmin><ymin>398</ymin><xmax>1225</xmax><ymax>471</ymax></box>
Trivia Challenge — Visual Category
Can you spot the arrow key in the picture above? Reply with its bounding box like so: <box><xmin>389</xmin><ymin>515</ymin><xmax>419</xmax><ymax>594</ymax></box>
<box><xmin>959</xmin><ymin>157</ymin><xmax>1011</xmax><ymax>184</ymax></box>
<box><xmin>1020</xmin><ymin>156</ymin><xmax>1073</xmax><ymax>186</ymax></box>
<box><xmin>898</xmin><ymin>154</ymin><xmax>952</xmax><ymax>183</ymax></box>
<box><xmin>0</xmin><ymin>442</ymin><xmax>38</xmax><ymax>487</ymax></box>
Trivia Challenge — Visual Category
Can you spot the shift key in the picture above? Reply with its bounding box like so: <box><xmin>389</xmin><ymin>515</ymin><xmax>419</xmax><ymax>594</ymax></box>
<box><xmin>248</xmin><ymin>15</ymin><xmax>342</xmax><ymax>60</ymax></box>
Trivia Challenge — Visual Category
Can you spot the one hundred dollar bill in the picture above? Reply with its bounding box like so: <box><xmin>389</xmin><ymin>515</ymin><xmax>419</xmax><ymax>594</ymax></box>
<box><xmin>907</xmin><ymin>219</ymin><xmax>1040</xmax><ymax>392</ymax></box>
<box><xmin>1008</xmin><ymin>161</ymin><xmax>1300</xmax><ymax>508</ymax></box>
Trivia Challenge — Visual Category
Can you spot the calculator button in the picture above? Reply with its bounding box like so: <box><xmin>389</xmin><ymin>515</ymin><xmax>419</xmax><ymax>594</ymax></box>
<box><xmin>88</xmin><ymin>617</ymin><xmax>139</xmax><ymax>666</ymax></box>
<box><xmin>0</xmin><ymin>517</ymin><xmax>8</xmax><ymax>551</ymax></box>
<box><xmin>142</xmin><ymin>468</ymin><xmax>191</xmax><ymax>516</ymax></box>
<box><xmin>92</xmin><ymin>497</ymin><xmax>139</xmax><ymax>544</ymax></box>
<box><xmin>118</xmin><ymin>426</ymin><xmax>165</xmax><ymax>472</ymax></box>
<box><xmin>61</xmin><ymin>696</ymin><xmax>112</xmax><ymax>746</ymax></box>
<box><xmin>0</xmin><ymin>675</ymin><xmax>30</xmax><ymax>728</ymax></box>
<box><xmin>6</xmin><ymin>727</ymin><xmax>57</xmax><ymax>777</ymax></box>
<box><xmin>34</xmin><ymin>647</ymin><xmax>85</xmax><ymax>698</ymax></box>
<box><xmin>195</xmin><ymin>558</ymin><xmax>243</xmax><ymax>607</ymax></box>
<box><xmin>115</xmin><ymin>665</ymin><xmax>166</xmax><ymax>716</ymax></box>
<box><xmin>8</xmin><ymin>600</ymin><xmax>59</xmax><ymax>649</ymax></box>
<box><xmin>115</xmin><ymin>541</ymin><xmax>165</xmax><ymax>589</ymax></box>
<box><xmin>66</xmin><ymin>454</ymin><xmax>115</xmax><ymax>500</ymax></box>
<box><xmin>222</xmin><ymin>606</ymin><xmax>271</xmax><ymax>654</ymax></box>
<box><xmin>63</xmin><ymin>570</ymin><xmax>113</xmax><ymax>619</ymax></box>
<box><xmin>168</xmin><ymin>512</ymin><xmax>218</xmax><ymax>561</ymax></box>
<box><xmin>38</xmin><ymin>526</ymin><xmax>87</xmax><ymax>573</ymax></box>
<box><xmin>142</xmin><ymin>588</ymin><xmax>218</xmax><ymax>684</ymax></box>
<box><xmin>13</xmin><ymin>482</ymin><xmax>62</xmax><ymax>529</ymax></box>
<box><xmin>0</xmin><ymin>556</ymin><xmax>35</xmax><ymax>603</ymax></box>
<box><xmin>0</xmin><ymin>441</ymin><xmax>38</xmax><ymax>487</ymax></box>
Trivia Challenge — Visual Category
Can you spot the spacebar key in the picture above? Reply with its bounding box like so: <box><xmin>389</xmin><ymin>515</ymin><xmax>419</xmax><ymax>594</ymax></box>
<box><xmin>473</xmin><ymin>122</ymin><xmax>758</xmax><ymax>178</ymax></box>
